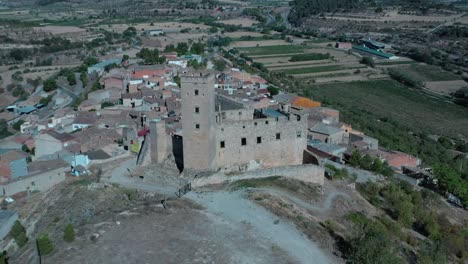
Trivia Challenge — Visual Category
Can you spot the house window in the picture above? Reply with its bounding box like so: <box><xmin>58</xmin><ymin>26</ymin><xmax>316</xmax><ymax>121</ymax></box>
<box><xmin>238</xmin><ymin>112</ymin><xmax>242</xmax><ymax>116</ymax></box>
<box><xmin>265</xmin><ymin>121</ymin><xmax>269</xmax><ymax>125</ymax></box>
<box><xmin>195</xmin><ymin>123</ymin><xmax>200</xmax><ymax>130</ymax></box>
<box><xmin>257</xmin><ymin>137</ymin><xmax>262</xmax><ymax>144</ymax></box>
<box><xmin>220</xmin><ymin>141</ymin><xmax>225</xmax><ymax>148</ymax></box>
<box><xmin>31</xmin><ymin>181</ymin><xmax>35</xmax><ymax>186</ymax></box>
<box><xmin>195</xmin><ymin>107</ymin><xmax>200</xmax><ymax>113</ymax></box>
<box><xmin>276</xmin><ymin>133</ymin><xmax>281</xmax><ymax>140</ymax></box>
<box><xmin>242</xmin><ymin>126</ymin><xmax>245</xmax><ymax>129</ymax></box>
<box><xmin>296</xmin><ymin>131</ymin><xmax>302</xmax><ymax>138</ymax></box>
<box><xmin>254</xmin><ymin>122</ymin><xmax>257</xmax><ymax>126</ymax></box>
<box><xmin>195</xmin><ymin>89</ymin><xmax>199</xmax><ymax>96</ymax></box>
<box><xmin>241</xmin><ymin>138</ymin><xmax>247</xmax><ymax>146</ymax></box>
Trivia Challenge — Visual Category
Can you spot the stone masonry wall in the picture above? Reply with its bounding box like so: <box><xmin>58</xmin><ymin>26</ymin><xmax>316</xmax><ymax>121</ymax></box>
<box><xmin>192</xmin><ymin>164</ymin><xmax>324</xmax><ymax>187</ymax></box>
<box><xmin>215</xmin><ymin>115</ymin><xmax>308</xmax><ymax>170</ymax></box>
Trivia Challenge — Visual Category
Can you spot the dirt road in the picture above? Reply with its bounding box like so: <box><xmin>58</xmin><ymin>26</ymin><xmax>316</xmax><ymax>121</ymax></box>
<box><xmin>187</xmin><ymin>191</ymin><xmax>333</xmax><ymax>264</ymax></box>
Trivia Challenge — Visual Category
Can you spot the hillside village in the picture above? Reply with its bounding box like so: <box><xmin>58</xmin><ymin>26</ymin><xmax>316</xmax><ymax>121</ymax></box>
<box><xmin>0</xmin><ymin>0</ymin><xmax>467</xmax><ymax>263</ymax></box>
<box><xmin>0</xmin><ymin>49</ymin><xmax>430</xmax><ymax>197</ymax></box>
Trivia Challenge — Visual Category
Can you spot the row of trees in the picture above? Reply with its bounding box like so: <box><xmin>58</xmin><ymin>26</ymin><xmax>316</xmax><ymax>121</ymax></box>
<box><xmin>288</xmin><ymin>0</ymin><xmax>360</xmax><ymax>25</ymax></box>
<box><xmin>136</xmin><ymin>48</ymin><xmax>166</xmax><ymax>64</ymax></box>
<box><xmin>348</xmin><ymin>149</ymin><xmax>394</xmax><ymax>177</ymax></box>
<box><xmin>8</xmin><ymin>220</ymin><xmax>75</xmax><ymax>258</ymax></box>
<box><xmin>163</xmin><ymin>41</ymin><xmax>205</xmax><ymax>56</ymax></box>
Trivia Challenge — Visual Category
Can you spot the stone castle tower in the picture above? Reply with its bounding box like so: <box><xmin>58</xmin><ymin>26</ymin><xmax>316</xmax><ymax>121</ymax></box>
<box><xmin>181</xmin><ymin>72</ymin><xmax>217</xmax><ymax>172</ymax></box>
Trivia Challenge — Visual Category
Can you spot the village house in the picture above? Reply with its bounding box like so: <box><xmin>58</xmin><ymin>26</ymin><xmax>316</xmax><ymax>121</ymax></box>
<box><xmin>78</xmin><ymin>99</ymin><xmax>102</xmax><ymax>112</ymax></box>
<box><xmin>0</xmin><ymin>159</ymin><xmax>68</xmax><ymax>197</ymax></box>
<box><xmin>308</xmin><ymin>122</ymin><xmax>346</xmax><ymax>145</ymax></box>
<box><xmin>87</xmin><ymin>88</ymin><xmax>121</xmax><ymax>104</ymax></box>
<box><xmin>122</xmin><ymin>92</ymin><xmax>144</xmax><ymax>108</ymax></box>
<box><xmin>35</xmin><ymin>130</ymin><xmax>76</xmax><ymax>158</ymax></box>
<box><xmin>0</xmin><ymin>149</ymin><xmax>29</xmax><ymax>182</ymax></box>
<box><xmin>72</xmin><ymin>112</ymin><xmax>98</xmax><ymax>131</ymax></box>
<box><xmin>103</xmin><ymin>75</ymin><xmax>128</xmax><ymax>91</ymax></box>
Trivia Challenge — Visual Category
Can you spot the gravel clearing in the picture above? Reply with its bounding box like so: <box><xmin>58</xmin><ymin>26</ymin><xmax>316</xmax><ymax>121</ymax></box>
<box><xmin>187</xmin><ymin>191</ymin><xmax>334</xmax><ymax>264</ymax></box>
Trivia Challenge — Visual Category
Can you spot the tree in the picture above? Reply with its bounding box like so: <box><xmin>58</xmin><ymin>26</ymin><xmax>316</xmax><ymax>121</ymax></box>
<box><xmin>188</xmin><ymin>59</ymin><xmax>204</xmax><ymax>70</ymax></box>
<box><xmin>10</xmin><ymin>220</ymin><xmax>28</xmax><ymax>248</ymax></box>
<box><xmin>213</xmin><ymin>59</ymin><xmax>226</xmax><ymax>71</ymax></box>
<box><xmin>209</xmin><ymin>27</ymin><xmax>218</xmax><ymax>34</ymax></box>
<box><xmin>164</xmin><ymin>44</ymin><xmax>176</xmax><ymax>52</ymax></box>
<box><xmin>417</xmin><ymin>240</ymin><xmax>446</xmax><ymax>264</ymax></box>
<box><xmin>36</xmin><ymin>234</ymin><xmax>54</xmax><ymax>256</ymax></box>
<box><xmin>360</xmin><ymin>154</ymin><xmax>374</xmax><ymax>170</ymax></box>
<box><xmin>122</xmin><ymin>54</ymin><xmax>129</xmax><ymax>63</ymax></box>
<box><xmin>0</xmin><ymin>251</ymin><xmax>8</xmax><ymax>264</ymax></box>
<box><xmin>190</xmin><ymin>42</ymin><xmax>205</xmax><ymax>55</ymax></box>
<box><xmin>173</xmin><ymin>76</ymin><xmax>181</xmax><ymax>87</ymax></box>
<box><xmin>347</xmin><ymin>215</ymin><xmax>403</xmax><ymax>264</ymax></box>
<box><xmin>66</xmin><ymin>72</ymin><xmax>76</xmax><ymax>86</ymax></box>
<box><xmin>360</xmin><ymin>56</ymin><xmax>375</xmax><ymax>68</ymax></box>
<box><xmin>267</xmin><ymin>86</ymin><xmax>279</xmax><ymax>96</ymax></box>
<box><xmin>371</xmin><ymin>158</ymin><xmax>383</xmax><ymax>173</ymax></box>
<box><xmin>349</xmin><ymin>149</ymin><xmax>362</xmax><ymax>166</ymax></box>
<box><xmin>0</xmin><ymin>119</ymin><xmax>12</xmax><ymax>139</ymax></box>
<box><xmin>12</xmin><ymin>120</ymin><xmax>25</xmax><ymax>131</ymax></box>
<box><xmin>63</xmin><ymin>224</ymin><xmax>75</xmax><ymax>242</ymax></box>
<box><xmin>43</xmin><ymin>79</ymin><xmax>57</xmax><ymax>92</ymax></box>
<box><xmin>176</xmin><ymin>42</ymin><xmax>189</xmax><ymax>56</ymax></box>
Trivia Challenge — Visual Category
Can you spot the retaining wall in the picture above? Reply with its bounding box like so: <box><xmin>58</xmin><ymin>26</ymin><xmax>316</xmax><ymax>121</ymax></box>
<box><xmin>192</xmin><ymin>164</ymin><xmax>324</xmax><ymax>187</ymax></box>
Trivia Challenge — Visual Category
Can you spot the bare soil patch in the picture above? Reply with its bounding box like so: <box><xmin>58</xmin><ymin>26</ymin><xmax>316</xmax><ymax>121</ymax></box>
<box><xmin>219</xmin><ymin>18</ymin><xmax>258</xmax><ymax>27</ymax></box>
<box><xmin>424</xmin><ymin>80</ymin><xmax>467</xmax><ymax>96</ymax></box>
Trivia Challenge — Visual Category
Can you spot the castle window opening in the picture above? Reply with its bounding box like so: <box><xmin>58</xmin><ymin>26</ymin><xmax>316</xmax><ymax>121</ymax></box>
<box><xmin>195</xmin><ymin>123</ymin><xmax>200</xmax><ymax>130</ymax></box>
<box><xmin>220</xmin><ymin>141</ymin><xmax>225</xmax><ymax>148</ymax></box>
<box><xmin>257</xmin><ymin>137</ymin><xmax>262</xmax><ymax>144</ymax></box>
<box><xmin>241</xmin><ymin>138</ymin><xmax>247</xmax><ymax>146</ymax></box>
<box><xmin>276</xmin><ymin>133</ymin><xmax>281</xmax><ymax>140</ymax></box>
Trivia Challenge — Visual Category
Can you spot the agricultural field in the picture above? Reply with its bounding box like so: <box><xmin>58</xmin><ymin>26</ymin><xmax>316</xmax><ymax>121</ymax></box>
<box><xmin>237</xmin><ymin>45</ymin><xmax>304</xmax><ymax>56</ymax></box>
<box><xmin>425</xmin><ymin>80</ymin><xmax>468</xmax><ymax>96</ymax></box>
<box><xmin>400</xmin><ymin>65</ymin><xmax>462</xmax><ymax>82</ymax></box>
<box><xmin>231</xmin><ymin>40</ymin><xmax>292</xmax><ymax>48</ymax></box>
<box><xmin>276</xmin><ymin>65</ymin><xmax>346</xmax><ymax>75</ymax></box>
<box><xmin>306</xmin><ymin>80</ymin><xmax>468</xmax><ymax>138</ymax></box>
<box><xmin>325</xmin><ymin>10</ymin><xmax>466</xmax><ymax>23</ymax></box>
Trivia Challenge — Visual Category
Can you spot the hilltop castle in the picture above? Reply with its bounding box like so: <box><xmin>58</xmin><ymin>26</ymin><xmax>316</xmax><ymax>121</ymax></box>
<box><xmin>179</xmin><ymin>72</ymin><xmax>309</xmax><ymax>173</ymax></box>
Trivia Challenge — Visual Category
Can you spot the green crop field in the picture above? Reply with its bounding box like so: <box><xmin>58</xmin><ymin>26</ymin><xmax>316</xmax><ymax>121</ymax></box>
<box><xmin>396</xmin><ymin>65</ymin><xmax>461</xmax><ymax>82</ymax></box>
<box><xmin>306</xmin><ymin>80</ymin><xmax>468</xmax><ymax>138</ymax></box>
<box><xmin>238</xmin><ymin>45</ymin><xmax>304</xmax><ymax>56</ymax></box>
<box><xmin>276</xmin><ymin>65</ymin><xmax>345</xmax><ymax>75</ymax></box>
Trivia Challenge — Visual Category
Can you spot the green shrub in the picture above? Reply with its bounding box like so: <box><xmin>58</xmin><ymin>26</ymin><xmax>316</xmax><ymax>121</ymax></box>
<box><xmin>36</xmin><ymin>234</ymin><xmax>54</xmax><ymax>256</ymax></box>
<box><xmin>63</xmin><ymin>224</ymin><xmax>75</xmax><ymax>242</ymax></box>
<box><xmin>15</xmin><ymin>232</ymin><xmax>28</xmax><ymax>248</ymax></box>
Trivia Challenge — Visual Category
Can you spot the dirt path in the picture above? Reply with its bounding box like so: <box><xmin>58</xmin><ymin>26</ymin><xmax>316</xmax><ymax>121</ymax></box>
<box><xmin>187</xmin><ymin>191</ymin><xmax>334</xmax><ymax>264</ymax></box>
<box><xmin>255</xmin><ymin>188</ymin><xmax>350</xmax><ymax>214</ymax></box>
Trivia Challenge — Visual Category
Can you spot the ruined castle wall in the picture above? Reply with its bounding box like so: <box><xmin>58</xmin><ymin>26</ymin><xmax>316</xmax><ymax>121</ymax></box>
<box><xmin>215</xmin><ymin>116</ymin><xmax>308</xmax><ymax>170</ymax></box>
